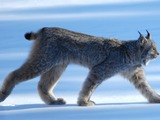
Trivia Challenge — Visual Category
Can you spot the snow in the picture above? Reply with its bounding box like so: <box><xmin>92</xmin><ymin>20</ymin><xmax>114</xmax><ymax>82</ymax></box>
<box><xmin>1</xmin><ymin>0</ymin><xmax>160</xmax><ymax>120</ymax></box>
<box><xmin>1</xmin><ymin>103</ymin><xmax>160</xmax><ymax>120</ymax></box>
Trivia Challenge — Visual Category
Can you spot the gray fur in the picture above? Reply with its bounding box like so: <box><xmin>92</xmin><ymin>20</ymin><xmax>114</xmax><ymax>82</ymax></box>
<box><xmin>0</xmin><ymin>27</ymin><xmax>159</xmax><ymax>106</ymax></box>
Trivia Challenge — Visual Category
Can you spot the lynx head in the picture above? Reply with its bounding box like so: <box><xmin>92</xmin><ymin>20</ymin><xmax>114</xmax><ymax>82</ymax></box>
<box><xmin>137</xmin><ymin>30</ymin><xmax>159</xmax><ymax>66</ymax></box>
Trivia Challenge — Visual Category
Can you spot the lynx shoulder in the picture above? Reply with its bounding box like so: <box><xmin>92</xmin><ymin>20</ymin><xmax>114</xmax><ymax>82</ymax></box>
<box><xmin>0</xmin><ymin>27</ymin><xmax>159</xmax><ymax>106</ymax></box>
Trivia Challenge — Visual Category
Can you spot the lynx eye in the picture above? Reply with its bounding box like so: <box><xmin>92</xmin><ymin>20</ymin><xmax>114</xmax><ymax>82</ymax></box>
<box><xmin>152</xmin><ymin>48</ymin><xmax>156</xmax><ymax>51</ymax></box>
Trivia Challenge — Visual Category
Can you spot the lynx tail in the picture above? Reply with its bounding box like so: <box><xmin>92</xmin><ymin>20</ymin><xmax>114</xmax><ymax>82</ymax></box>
<box><xmin>24</xmin><ymin>32</ymin><xmax>37</xmax><ymax>40</ymax></box>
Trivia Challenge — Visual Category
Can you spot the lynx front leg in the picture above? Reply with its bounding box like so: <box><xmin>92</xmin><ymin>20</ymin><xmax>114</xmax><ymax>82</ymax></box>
<box><xmin>38</xmin><ymin>64</ymin><xmax>67</xmax><ymax>105</ymax></box>
<box><xmin>78</xmin><ymin>72</ymin><xmax>102</xmax><ymax>106</ymax></box>
<box><xmin>122</xmin><ymin>67</ymin><xmax>160</xmax><ymax>103</ymax></box>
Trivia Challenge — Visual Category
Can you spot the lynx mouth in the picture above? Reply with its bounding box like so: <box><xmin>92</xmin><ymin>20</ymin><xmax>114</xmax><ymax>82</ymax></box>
<box><xmin>143</xmin><ymin>59</ymin><xmax>150</xmax><ymax>66</ymax></box>
<box><xmin>143</xmin><ymin>55</ymin><xmax>157</xmax><ymax>66</ymax></box>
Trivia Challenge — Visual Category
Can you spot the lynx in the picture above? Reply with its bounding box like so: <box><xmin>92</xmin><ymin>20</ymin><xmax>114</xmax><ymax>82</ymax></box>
<box><xmin>0</xmin><ymin>27</ymin><xmax>159</xmax><ymax>106</ymax></box>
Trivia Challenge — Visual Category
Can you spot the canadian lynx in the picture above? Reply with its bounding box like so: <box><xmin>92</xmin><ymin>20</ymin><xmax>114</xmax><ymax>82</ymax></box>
<box><xmin>0</xmin><ymin>27</ymin><xmax>159</xmax><ymax>106</ymax></box>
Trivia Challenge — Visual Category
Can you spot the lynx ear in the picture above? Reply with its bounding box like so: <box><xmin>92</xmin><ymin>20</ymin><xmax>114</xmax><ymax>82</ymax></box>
<box><xmin>138</xmin><ymin>31</ymin><xmax>146</xmax><ymax>46</ymax></box>
<box><xmin>145</xmin><ymin>30</ymin><xmax>151</xmax><ymax>39</ymax></box>
<box><xmin>138</xmin><ymin>31</ymin><xmax>144</xmax><ymax>38</ymax></box>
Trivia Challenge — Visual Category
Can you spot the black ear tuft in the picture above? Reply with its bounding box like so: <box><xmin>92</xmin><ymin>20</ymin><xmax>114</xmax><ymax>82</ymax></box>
<box><xmin>138</xmin><ymin>31</ymin><xmax>142</xmax><ymax>36</ymax></box>
<box><xmin>145</xmin><ymin>30</ymin><xmax>151</xmax><ymax>39</ymax></box>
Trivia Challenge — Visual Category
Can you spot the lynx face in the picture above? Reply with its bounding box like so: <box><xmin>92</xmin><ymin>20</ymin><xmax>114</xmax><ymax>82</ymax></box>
<box><xmin>143</xmin><ymin>43</ymin><xmax>159</xmax><ymax>65</ymax></box>
<box><xmin>139</xmin><ymin>32</ymin><xmax>159</xmax><ymax>66</ymax></box>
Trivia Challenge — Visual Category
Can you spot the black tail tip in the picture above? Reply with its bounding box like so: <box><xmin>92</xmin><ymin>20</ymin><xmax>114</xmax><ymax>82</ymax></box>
<box><xmin>24</xmin><ymin>32</ymin><xmax>32</xmax><ymax>40</ymax></box>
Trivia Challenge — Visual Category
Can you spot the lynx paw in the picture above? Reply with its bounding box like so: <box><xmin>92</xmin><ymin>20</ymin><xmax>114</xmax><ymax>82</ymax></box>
<box><xmin>149</xmin><ymin>97</ymin><xmax>160</xmax><ymax>103</ymax></box>
<box><xmin>0</xmin><ymin>91</ymin><xmax>6</xmax><ymax>102</ymax></box>
<box><xmin>55</xmin><ymin>98</ymin><xmax>66</xmax><ymax>105</ymax></box>
<box><xmin>78</xmin><ymin>100</ymin><xmax>95</xmax><ymax>106</ymax></box>
<box><xmin>48</xmin><ymin>98</ymin><xmax>66</xmax><ymax>105</ymax></box>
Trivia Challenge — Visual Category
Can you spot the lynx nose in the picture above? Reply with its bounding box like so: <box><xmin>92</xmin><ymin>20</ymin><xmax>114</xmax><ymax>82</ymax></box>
<box><xmin>157</xmin><ymin>52</ymin><xmax>159</xmax><ymax>56</ymax></box>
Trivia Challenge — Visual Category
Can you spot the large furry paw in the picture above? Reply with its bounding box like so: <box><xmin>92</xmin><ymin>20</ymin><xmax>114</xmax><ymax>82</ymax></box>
<box><xmin>149</xmin><ymin>96</ymin><xmax>160</xmax><ymax>103</ymax></box>
<box><xmin>48</xmin><ymin>98</ymin><xmax>66</xmax><ymax>105</ymax></box>
<box><xmin>78</xmin><ymin>100</ymin><xmax>95</xmax><ymax>106</ymax></box>
<box><xmin>0</xmin><ymin>91</ymin><xmax>6</xmax><ymax>102</ymax></box>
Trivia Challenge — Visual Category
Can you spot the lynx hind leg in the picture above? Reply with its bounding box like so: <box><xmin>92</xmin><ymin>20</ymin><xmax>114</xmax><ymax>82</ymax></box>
<box><xmin>0</xmin><ymin>60</ymin><xmax>50</xmax><ymax>102</ymax></box>
<box><xmin>38</xmin><ymin>64</ymin><xmax>67</xmax><ymax>105</ymax></box>
<box><xmin>0</xmin><ymin>69</ymin><xmax>37</xmax><ymax>102</ymax></box>
<box><xmin>122</xmin><ymin>67</ymin><xmax>160</xmax><ymax>103</ymax></box>
<box><xmin>78</xmin><ymin>72</ymin><xmax>103</xmax><ymax>106</ymax></box>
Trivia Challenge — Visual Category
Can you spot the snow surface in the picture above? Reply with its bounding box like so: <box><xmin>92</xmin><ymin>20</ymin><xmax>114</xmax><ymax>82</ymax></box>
<box><xmin>1</xmin><ymin>0</ymin><xmax>160</xmax><ymax>120</ymax></box>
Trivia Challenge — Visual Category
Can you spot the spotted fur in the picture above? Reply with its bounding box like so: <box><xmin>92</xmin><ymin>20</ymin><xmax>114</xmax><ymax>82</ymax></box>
<box><xmin>0</xmin><ymin>27</ymin><xmax>159</xmax><ymax>106</ymax></box>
